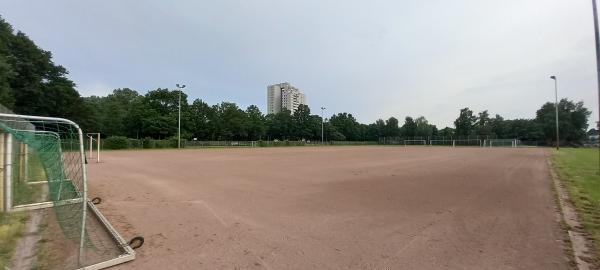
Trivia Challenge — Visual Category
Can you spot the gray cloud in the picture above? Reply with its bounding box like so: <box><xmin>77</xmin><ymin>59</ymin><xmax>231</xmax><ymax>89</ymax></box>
<box><xmin>0</xmin><ymin>0</ymin><xmax>598</xmax><ymax>127</ymax></box>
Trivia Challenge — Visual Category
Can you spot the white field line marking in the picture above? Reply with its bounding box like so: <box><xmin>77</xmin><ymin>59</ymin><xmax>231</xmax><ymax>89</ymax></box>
<box><xmin>190</xmin><ymin>201</ymin><xmax>272</xmax><ymax>270</ymax></box>
<box><xmin>190</xmin><ymin>200</ymin><xmax>228</xmax><ymax>227</ymax></box>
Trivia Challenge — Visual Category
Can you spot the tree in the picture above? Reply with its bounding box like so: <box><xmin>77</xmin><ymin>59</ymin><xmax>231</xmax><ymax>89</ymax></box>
<box><xmin>189</xmin><ymin>99</ymin><xmax>215</xmax><ymax>140</ymax></box>
<box><xmin>245</xmin><ymin>105</ymin><xmax>266</xmax><ymax>140</ymax></box>
<box><xmin>535</xmin><ymin>99</ymin><xmax>590</xmax><ymax>145</ymax></box>
<box><xmin>83</xmin><ymin>88</ymin><xmax>141</xmax><ymax>136</ymax></box>
<box><xmin>439</xmin><ymin>127</ymin><xmax>455</xmax><ymax>138</ymax></box>
<box><xmin>454</xmin><ymin>108</ymin><xmax>477</xmax><ymax>137</ymax></box>
<box><xmin>475</xmin><ymin>110</ymin><xmax>492</xmax><ymax>136</ymax></box>
<box><xmin>323</xmin><ymin>121</ymin><xmax>345</xmax><ymax>141</ymax></box>
<box><xmin>384</xmin><ymin>117</ymin><xmax>400</xmax><ymax>137</ymax></box>
<box><xmin>330</xmin><ymin>113</ymin><xmax>362</xmax><ymax>141</ymax></box>
<box><xmin>0</xmin><ymin>16</ymin><xmax>89</xmax><ymax>126</ymax></box>
<box><xmin>213</xmin><ymin>102</ymin><xmax>247</xmax><ymax>140</ymax></box>
<box><xmin>489</xmin><ymin>114</ymin><xmax>505</xmax><ymax>138</ymax></box>
<box><xmin>401</xmin><ymin>116</ymin><xmax>417</xmax><ymax>137</ymax></box>
<box><xmin>414</xmin><ymin>116</ymin><xmax>434</xmax><ymax>138</ymax></box>
<box><xmin>292</xmin><ymin>104</ymin><xmax>314</xmax><ymax>140</ymax></box>
<box><xmin>266</xmin><ymin>108</ymin><xmax>294</xmax><ymax>140</ymax></box>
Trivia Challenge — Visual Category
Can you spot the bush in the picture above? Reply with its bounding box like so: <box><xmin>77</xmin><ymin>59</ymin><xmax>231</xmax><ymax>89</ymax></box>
<box><xmin>102</xmin><ymin>136</ymin><xmax>130</xmax><ymax>149</ymax></box>
<box><xmin>142</xmin><ymin>137</ymin><xmax>156</xmax><ymax>149</ymax></box>
<box><xmin>128</xmin><ymin>139</ymin><xmax>143</xmax><ymax>148</ymax></box>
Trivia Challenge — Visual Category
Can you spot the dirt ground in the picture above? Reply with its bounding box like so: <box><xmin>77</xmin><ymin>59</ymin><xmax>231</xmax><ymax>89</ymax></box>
<box><xmin>87</xmin><ymin>146</ymin><xmax>569</xmax><ymax>270</ymax></box>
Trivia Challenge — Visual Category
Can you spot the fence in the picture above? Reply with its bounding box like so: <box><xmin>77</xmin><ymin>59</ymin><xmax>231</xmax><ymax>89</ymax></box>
<box><xmin>379</xmin><ymin>136</ymin><xmax>521</xmax><ymax>147</ymax></box>
<box><xmin>185</xmin><ymin>140</ymin><xmax>379</xmax><ymax>148</ymax></box>
<box><xmin>96</xmin><ymin>136</ymin><xmax>530</xmax><ymax>150</ymax></box>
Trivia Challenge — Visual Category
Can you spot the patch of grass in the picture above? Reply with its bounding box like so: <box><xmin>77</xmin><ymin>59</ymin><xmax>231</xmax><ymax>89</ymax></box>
<box><xmin>552</xmin><ymin>148</ymin><xmax>600</xmax><ymax>266</ymax></box>
<box><xmin>0</xmin><ymin>212</ymin><xmax>29</xmax><ymax>269</ymax></box>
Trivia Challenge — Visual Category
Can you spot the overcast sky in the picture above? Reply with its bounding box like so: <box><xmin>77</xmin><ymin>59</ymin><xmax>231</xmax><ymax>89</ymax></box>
<box><xmin>1</xmin><ymin>0</ymin><xmax>598</xmax><ymax>127</ymax></box>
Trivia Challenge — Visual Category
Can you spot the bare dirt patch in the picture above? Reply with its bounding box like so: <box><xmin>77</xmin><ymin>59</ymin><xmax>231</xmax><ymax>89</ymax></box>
<box><xmin>87</xmin><ymin>146</ymin><xmax>569</xmax><ymax>269</ymax></box>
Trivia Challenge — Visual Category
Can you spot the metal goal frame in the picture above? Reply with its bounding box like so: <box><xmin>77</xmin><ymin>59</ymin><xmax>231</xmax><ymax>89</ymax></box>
<box><xmin>0</xmin><ymin>113</ymin><xmax>135</xmax><ymax>270</ymax></box>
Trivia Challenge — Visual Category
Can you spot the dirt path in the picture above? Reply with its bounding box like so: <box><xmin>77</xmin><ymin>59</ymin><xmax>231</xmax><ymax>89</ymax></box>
<box><xmin>87</xmin><ymin>146</ymin><xmax>569</xmax><ymax>269</ymax></box>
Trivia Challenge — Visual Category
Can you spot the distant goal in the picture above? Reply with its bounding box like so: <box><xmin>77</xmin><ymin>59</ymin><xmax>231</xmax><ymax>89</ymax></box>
<box><xmin>404</xmin><ymin>139</ymin><xmax>426</xmax><ymax>146</ymax></box>
<box><xmin>485</xmin><ymin>139</ymin><xmax>520</xmax><ymax>148</ymax></box>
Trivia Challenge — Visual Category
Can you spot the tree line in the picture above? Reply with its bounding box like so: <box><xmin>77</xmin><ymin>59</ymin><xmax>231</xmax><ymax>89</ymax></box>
<box><xmin>0</xmin><ymin>16</ymin><xmax>593</xmax><ymax>145</ymax></box>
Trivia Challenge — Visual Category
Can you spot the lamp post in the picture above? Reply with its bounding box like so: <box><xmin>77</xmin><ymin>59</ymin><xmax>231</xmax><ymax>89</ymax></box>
<box><xmin>591</xmin><ymin>0</ymin><xmax>600</xmax><ymax>172</ymax></box>
<box><xmin>176</xmin><ymin>83</ymin><xmax>186</xmax><ymax>149</ymax></box>
<box><xmin>550</xmin><ymin>76</ymin><xmax>559</xmax><ymax>150</ymax></box>
<box><xmin>321</xmin><ymin>107</ymin><xmax>326</xmax><ymax>143</ymax></box>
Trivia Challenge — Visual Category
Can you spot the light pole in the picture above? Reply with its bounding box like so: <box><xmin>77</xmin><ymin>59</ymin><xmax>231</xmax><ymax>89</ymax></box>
<box><xmin>592</xmin><ymin>0</ymin><xmax>600</xmax><ymax>172</ymax></box>
<box><xmin>321</xmin><ymin>107</ymin><xmax>326</xmax><ymax>143</ymax></box>
<box><xmin>550</xmin><ymin>76</ymin><xmax>559</xmax><ymax>150</ymax></box>
<box><xmin>176</xmin><ymin>83</ymin><xmax>186</xmax><ymax>149</ymax></box>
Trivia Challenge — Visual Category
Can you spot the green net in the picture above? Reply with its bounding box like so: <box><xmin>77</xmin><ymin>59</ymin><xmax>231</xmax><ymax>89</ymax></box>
<box><xmin>0</xmin><ymin>112</ymin><xmax>134</xmax><ymax>269</ymax></box>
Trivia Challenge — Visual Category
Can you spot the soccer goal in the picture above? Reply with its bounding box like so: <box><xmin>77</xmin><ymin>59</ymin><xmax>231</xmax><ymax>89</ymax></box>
<box><xmin>486</xmin><ymin>139</ymin><xmax>520</xmax><ymax>148</ymax></box>
<box><xmin>86</xmin><ymin>132</ymin><xmax>100</xmax><ymax>163</ymax></box>
<box><xmin>429</xmin><ymin>139</ymin><xmax>453</xmax><ymax>146</ymax></box>
<box><xmin>453</xmin><ymin>139</ymin><xmax>482</xmax><ymax>147</ymax></box>
<box><xmin>404</xmin><ymin>139</ymin><xmax>427</xmax><ymax>146</ymax></box>
<box><xmin>0</xmin><ymin>111</ymin><xmax>137</xmax><ymax>269</ymax></box>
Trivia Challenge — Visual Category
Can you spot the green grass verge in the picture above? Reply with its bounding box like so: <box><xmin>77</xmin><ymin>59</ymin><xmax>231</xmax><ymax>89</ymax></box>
<box><xmin>0</xmin><ymin>212</ymin><xmax>29</xmax><ymax>269</ymax></box>
<box><xmin>552</xmin><ymin>148</ymin><xmax>600</xmax><ymax>265</ymax></box>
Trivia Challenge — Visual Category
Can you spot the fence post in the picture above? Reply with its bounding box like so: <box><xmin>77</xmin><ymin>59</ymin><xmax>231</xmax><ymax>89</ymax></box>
<box><xmin>4</xmin><ymin>133</ymin><xmax>12</xmax><ymax>212</ymax></box>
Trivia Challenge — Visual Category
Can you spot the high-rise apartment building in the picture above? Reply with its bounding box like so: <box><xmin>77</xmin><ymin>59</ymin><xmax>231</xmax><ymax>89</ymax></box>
<box><xmin>267</xmin><ymin>82</ymin><xmax>306</xmax><ymax>114</ymax></box>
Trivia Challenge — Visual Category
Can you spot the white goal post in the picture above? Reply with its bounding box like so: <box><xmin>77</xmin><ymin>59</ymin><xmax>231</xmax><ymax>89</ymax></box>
<box><xmin>404</xmin><ymin>139</ymin><xmax>426</xmax><ymax>146</ymax></box>
<box><xmin>485</xmin><ymin>139</ymin><xmax>520</xmax><ymax>148</ymax></box>
<box><xmin>0</xmin><ymin>113</ymin><xmax>135</xmax><ymax>269</ymax></box>
<box><xmin>429</xmin><ymin>139</ymin><xmax>482</xmax><ymax>147</ymax></box>
<box><xmin>86</xmin><ymin>133</ymin><xmax>100</xmax><ymax>163</ymax></box>
<box><xmin>429</xmin><ymin>139</ymin><xmax>453</xmax><ymax>146</ymax></box>
<box><xmin>452</xmin><ymin>139</ymin><xmax>482</xmax><ymax>147</ymax></box>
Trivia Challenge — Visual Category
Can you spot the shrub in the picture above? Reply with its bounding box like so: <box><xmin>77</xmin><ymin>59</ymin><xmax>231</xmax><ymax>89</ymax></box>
<box><xmin>142</xmin><ymin>137</ymin><xmax>156</xmax><ymax>149</ymax></box>
<box><xmin>128</xmin><ymin>139</ymin><xmax>143</xmax><ymax>148</ymax></box>
<box><xmin>102</xmin><ymin>136</ymin><xmax>130</xmax><ymax>149</ymax></box>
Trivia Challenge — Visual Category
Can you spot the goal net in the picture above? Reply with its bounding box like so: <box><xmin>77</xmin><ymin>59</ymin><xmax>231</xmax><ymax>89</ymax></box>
<box><xmin>486</xmin><ymin>139</ymin><xmax>520</xmax><ymax>148</ymax></box>
<box><xmin>404</xmin><ymin>139</ymin><xmax>426</xmax><ymax>146</ymax></box>
<box><xmin>429</xmin><ymin>139</ymin><xmax>481</xmax><ymax>147</ymax></box>
<box><xmin>429</xmin><ymin>139</ymin><xmax>453</xmax><ymax>146</ymax></box>
<box><xmin>453</xmin><ymin>139</ymin><xmax>482</xmax><ymax>147</ymax></box>
<box><xmin>0</xmin><ymin>111</ymin><xmax>135</xmax><ymax>269</ymax></box>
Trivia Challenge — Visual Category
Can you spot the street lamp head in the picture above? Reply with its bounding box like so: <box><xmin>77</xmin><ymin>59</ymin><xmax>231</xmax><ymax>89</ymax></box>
<box><xmin>321</xmin><ymin>107</ymin><xmax>326</xmax><ymax>110</ymax></box>
<box><xmin>550</xmin><ymin>76</ymin><xmax>556</xmax><ymax>80</ymax></box>
<box><xmin>176</xmin><ymin>84</ymin><xmax>186</xmax><ymax>88</ymax></box>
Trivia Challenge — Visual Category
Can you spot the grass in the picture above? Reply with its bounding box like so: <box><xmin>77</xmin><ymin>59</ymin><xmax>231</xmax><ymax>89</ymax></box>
<box><xmin>552</xmin><ymin>148</ymin><xmax>600</xmax><ymax>265</ymax></box>
<box><xmin>13</xmin><ymin>153</ymin><xmax>47</xmax><ymax>206</ymax></box>
<box><xmin>0</xmin><ymin>212</ymin><xmax>29</xmax><ymax>269</ymax></box>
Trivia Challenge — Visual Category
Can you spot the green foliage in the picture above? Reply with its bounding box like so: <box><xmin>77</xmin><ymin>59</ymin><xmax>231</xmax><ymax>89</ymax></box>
<box><xmin>536</xmin><ymin>99</ymin><xmax>591</xmax><ymax>145</ymax></box>
<box><xmin>330</xmin><ymin>113</ymin><xmax>362</xmax><ymax>141</ymax></box>
<box><xmin>102</xmin><ymin>136</ymin><xmax>130</xmax><ymax>149</ymax></box>
<box><xmin>0</xmin><ymin>16</ymin><xmax>91</xmax><ymax>130</ymax></box>
<box><xmin>142</xmin><ymin>137</ymin><xmax>156</xmax><ymax>149</ymax></box>
<box><xmin>454</xmin><ymin>108</ymin><xmax>477</xmax><ymax>136</ymax></box>
<box><xmin>0</xmin><ymin>15</ymin><xmax>592</xmax><ymax>146</ymax></box>
<box><xmin>384</xmin><ymin>117</ymin><xmax>400</xmax><ymax>137</ymax></box>
<box><xmin>414</xmin><ymin>116</ymin><xmax>435</xmax><ymax>137</ymax></box>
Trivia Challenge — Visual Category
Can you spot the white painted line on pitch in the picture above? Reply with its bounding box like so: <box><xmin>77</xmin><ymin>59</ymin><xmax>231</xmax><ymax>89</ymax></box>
<box><xmin>190</xmin><ymin>200</ymin><xmax>228</xmax><ymax>227</ymax></box>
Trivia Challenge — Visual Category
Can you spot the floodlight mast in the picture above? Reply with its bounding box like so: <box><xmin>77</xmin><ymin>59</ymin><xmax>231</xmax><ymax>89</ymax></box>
<box><xmin>592</xmin><ymin>0</ymin><xmax>600</xmax><ymax>173</ymax></box>
<box><xmin>176</xmin><ymin>84</ymin><xmax>186</xmax><ymax>149</ymax></box>
<box><xmin>321</xmin><ymin>107</ymin><xmax>326</xmax><ymax>143</ymax></box>
<box><xmin>550</xmin><ymin>76</ymin><xmax>559</xmax><ymax>150</ymax></box>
